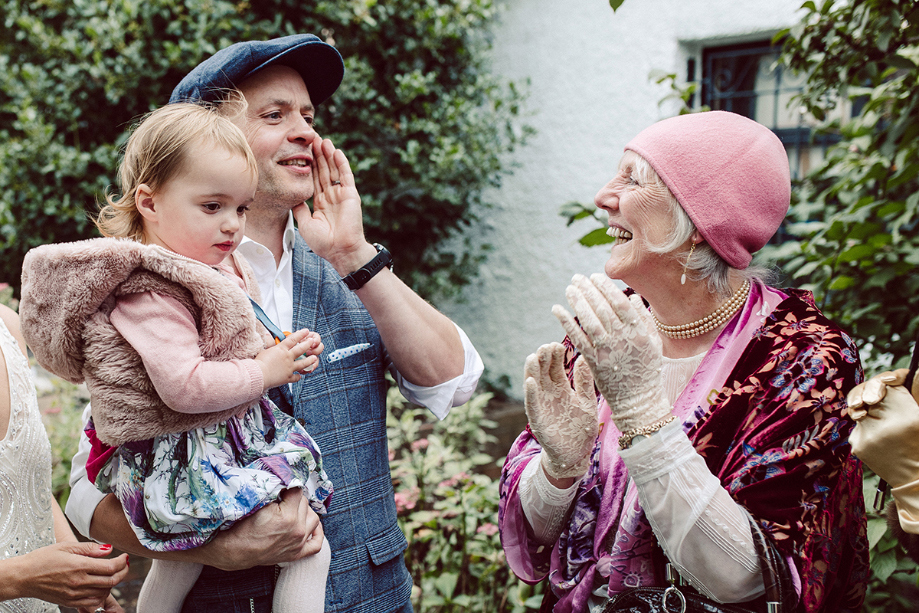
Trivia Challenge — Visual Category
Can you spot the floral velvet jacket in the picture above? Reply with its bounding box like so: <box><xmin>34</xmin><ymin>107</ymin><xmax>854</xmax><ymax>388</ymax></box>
<box><xmin>499</xmin><ymin>289</ymin><xmax>868</xmax><ymax>612</ymax></box>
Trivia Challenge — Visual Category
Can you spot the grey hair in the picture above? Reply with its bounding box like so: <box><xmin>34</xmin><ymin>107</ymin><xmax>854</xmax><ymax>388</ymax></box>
<box><xmin>622</xmin><ymin>151</ymin><xmax>774</xmax><ymax>297</ymax></box>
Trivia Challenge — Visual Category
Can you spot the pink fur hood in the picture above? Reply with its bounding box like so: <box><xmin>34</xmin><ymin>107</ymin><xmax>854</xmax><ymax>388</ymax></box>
<box><xmin>19</xmin><ymin>237</ymin><xmax>267</xmax><ymax>444</ymax></box>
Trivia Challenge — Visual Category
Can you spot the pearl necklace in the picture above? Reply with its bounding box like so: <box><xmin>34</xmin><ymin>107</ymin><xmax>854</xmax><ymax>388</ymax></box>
<box><xmin>652</xmin><ymin>280</ymin><xmax>751</xmax><ymax>339</ymax></box>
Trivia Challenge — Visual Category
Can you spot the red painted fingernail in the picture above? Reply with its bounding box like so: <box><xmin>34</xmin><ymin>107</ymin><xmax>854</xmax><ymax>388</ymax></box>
<box><xmin>126</xmin><ymin>555</ymin><xmax>130</xmax><ymax>567</ymax></box>
<box><xmin>100</xmin><ymin>544</ymin><xmax>112</xmax><ymax>551</ymax></box>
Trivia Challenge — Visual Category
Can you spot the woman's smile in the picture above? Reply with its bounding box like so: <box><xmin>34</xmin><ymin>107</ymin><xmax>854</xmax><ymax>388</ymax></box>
<box><xmin>607</xmin><ymin>226</ymin><xmax>633</xmax><ymax>245</ymax></box>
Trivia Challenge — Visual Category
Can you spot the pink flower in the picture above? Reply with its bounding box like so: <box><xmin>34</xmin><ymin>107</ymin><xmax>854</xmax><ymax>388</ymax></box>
<box><xmin>388</xmin><ymin>449</ymin><xmax>396</xmax><ymax>461</ymax></box>
<box><xmin>411</xmin><ymin>438</ymin><xmax>429</xmax><ymax>451</ymax></box>
<box><xmin>437</xmin><ymin>471</ymin><xmax>471</xmax><ymax>489</ymax></box>
<box><xmin>476</xmin><ymin>523</ymin><xmax>499</xmax><ymax>536</ymax></box>
<box><xmin>394</xmin><ymin>486</ymin><xmax>420</xmax><ymax>513</ymax></box>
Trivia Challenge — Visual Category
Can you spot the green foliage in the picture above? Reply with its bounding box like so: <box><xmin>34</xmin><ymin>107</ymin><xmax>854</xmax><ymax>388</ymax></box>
<box><xmin>387</xmin><ymin>387</ymin><xmax>542</xmax><ymax>612</ymax></box>
<box><xmin>648</xmin><ymin>69</ymin><xmax>708</xmax><ymax>116</ymax></box>
<box><xmin>861</xmin><ymin>471</ymin><xmax>919</xmax><ymax>611</ymax></box>
<box><xmin>0</xmin><ymin>0</ymin><xmax>531</xmax><ymax>300</ymax></box>
<box><xmin>35</xmin><ymin>368</ymin><xmax>88</xmax><ymax>510</ymax></box>
<box><xmin>0</xmin><ymin>283</ymin><xmax>17</xmax><ymax>311</ymax></box>
<box><xmin>559</xmin><ymin>200</ymin><xmax>612</xmax><ymax>247</ymax></box>
<box><xmin>761</xmin><ymin>0</ymin><xmax>919</xmax><ymax>368</ymax></box>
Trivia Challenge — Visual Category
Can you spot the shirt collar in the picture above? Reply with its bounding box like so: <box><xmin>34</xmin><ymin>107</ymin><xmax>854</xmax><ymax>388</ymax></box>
<box><xmin>282</xmin><ymin>212</ymin><xmax>297</xmax><ymax>253</ymax></box>
<box><xmin>239</xmin><ymin>211</ymin><xmax>298</xmax><ymax>256</ymax></box>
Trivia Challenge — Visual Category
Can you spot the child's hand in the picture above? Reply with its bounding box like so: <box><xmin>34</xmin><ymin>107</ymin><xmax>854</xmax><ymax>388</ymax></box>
<box><xmin>256</xmin><ymin>329</ymin><xmax>321</xmax><ymax>390</ymax></box>
<box><xmin>302</xmin><ymin>330</ymin><xmax>324</xmax><ymax>358</ymax></box>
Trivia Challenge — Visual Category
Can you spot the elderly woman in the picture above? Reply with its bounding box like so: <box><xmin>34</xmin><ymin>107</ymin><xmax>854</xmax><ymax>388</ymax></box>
<box><xmin>499</xmin><ymin>112</ymin><xmax>868</xmax><ymax>613</ymax></box>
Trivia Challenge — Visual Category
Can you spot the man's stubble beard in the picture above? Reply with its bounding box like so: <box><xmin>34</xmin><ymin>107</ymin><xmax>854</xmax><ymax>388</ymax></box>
<box><xmin>253</xmin><ymin>174</ymin><xmax>313</xmax><ymax>220</ymax></box>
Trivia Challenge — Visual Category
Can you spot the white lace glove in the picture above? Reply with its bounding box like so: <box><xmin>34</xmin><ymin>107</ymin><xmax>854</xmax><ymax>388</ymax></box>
<box><xmin>524</xmin><ymin>342</ymin><xmax>599</xmax><ymax>479</ymax></box>
<box><xmin>552</xmin><ymin>273</ymin><xmax>672</xmax><ymax>435</ymax></box>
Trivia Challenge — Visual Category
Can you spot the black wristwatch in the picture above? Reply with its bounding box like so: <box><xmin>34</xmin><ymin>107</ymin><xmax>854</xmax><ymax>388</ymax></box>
<box><xmin>341</xmin><ymin>243</ymin><xmax>393</xmax><ymax>290</ymax></box>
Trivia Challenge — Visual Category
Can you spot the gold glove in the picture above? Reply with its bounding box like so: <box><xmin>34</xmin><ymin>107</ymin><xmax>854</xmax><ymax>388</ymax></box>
<box><xmin>847</xmin><ymin>368</ymin><xmax>919</xmax><ymax>419</ymax></box>
<box><xmin>891</xmin><ymin>480</ymin><xmax>919</xmax><ymax>534</ymax></box>
<box><xmin>847</xmin><ymin>369</ymin><xmax>919</xmax><ymax>534</ymax></box>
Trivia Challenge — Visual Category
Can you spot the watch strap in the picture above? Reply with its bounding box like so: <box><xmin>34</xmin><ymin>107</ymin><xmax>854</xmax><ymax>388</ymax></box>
<box><xmin>341</xmin><ymin>243</ymin><xmax>393</xmax><ymax>291</ymax></box>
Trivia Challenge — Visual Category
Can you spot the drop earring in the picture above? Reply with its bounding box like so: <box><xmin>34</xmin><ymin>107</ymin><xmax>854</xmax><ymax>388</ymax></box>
<box><xmin>681</xmin><ymin>242</ymin><xmax>696</xmax><ymax>286</ymax></box>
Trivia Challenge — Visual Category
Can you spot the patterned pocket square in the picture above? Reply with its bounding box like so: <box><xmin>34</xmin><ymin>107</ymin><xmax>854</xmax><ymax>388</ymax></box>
<box><xmin>327</xmin><ymin>343</ymin><xmax>372</xmax><ymax>363</ymax></box>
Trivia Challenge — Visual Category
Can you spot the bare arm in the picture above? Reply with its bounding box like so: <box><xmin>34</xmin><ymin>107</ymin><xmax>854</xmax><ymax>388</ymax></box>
<box><xmin>88</xmin><ymin>488</ymin><xmax>324</xmax><ymax>571</ymax></box>
<box><xmin>52</xmin><ymin>496</ymin><xmax>79</xmax><ymax>544</ymax></box>
<box><xmin>354</xmin><ymin>264</ymin><xmax>464</xmax><ymax>386</ymax></box>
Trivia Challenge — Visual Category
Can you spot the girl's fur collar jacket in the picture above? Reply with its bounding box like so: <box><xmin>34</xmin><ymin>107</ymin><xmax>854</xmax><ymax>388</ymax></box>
<box><xmin>20</xmin><ymin>237</ymin><xmax>270</xmax><ymax>446</ymax></box>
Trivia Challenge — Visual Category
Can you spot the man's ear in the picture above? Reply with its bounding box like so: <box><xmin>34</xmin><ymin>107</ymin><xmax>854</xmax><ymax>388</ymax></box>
<box><xmin>135</xmin><ymin>184</ymin><xmax>157</xmax><ymax>222</ymax></box>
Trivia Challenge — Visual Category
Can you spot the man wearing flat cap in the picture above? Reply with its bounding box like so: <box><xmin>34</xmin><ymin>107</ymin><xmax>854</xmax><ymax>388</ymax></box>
<box><xmin>65</xmin><ymin>34</ymin><xmax>484</xmax><ymax>613</ymax></box>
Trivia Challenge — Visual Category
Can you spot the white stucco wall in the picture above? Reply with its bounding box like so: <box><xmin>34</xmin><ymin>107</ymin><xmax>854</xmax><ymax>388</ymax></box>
<box><xmin>443</xmin><ymin>0</ymin><xmax>805</xmax><ymax>397</ymax></box>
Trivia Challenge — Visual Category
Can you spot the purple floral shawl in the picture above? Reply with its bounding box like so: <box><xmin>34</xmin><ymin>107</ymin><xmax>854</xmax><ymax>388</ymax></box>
<box><xmin>498</xmin><ymin>282</ymin><xmax>868</xmax><ymax>612</ymax></box>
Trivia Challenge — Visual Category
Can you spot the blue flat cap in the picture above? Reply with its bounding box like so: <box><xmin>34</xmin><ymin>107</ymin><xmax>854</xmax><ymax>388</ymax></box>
<box><xmin>169</xmin><ymin>34</ymin><xmax>344</xmax><ymax>106</ymax></box>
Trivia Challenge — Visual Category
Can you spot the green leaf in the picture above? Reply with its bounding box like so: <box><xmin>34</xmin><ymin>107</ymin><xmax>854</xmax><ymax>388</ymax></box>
<box><xmin>867</xmin><ymin>233</ymin><xmax>891</xmax><ymax>249</ymax></box>
<box><xmin>579</xmin><ymin>227</ymin><xmax>613</xmax><ymax>246</ymax></box>
<box><xmin>871</xmin><ymin>549</ymin><xmax>897</xmax><ymax>582</ymax></box>
<box><xmin>888</xmin><ymin>162</ymin><xmax>919</xmax><ymax>191</ymax></box>
<box><xmin>609</xmin><ymin>0</ymin><xmax>626</xmax><ymax>11</ymax></box>
<box><xmin>435</xmin><ymin>571</ymin><xmax>459</xmax><ymax>597</ymax></box>
<box><xmin>795</xmin><ymin>261</ymin><xmax>821</xmax><ymax>278</ymax></box>
<box><xmin>838</xmin><ymin>243</ymin><xmax>876</xmax><ymax>262</ymax></box>
<box><xmin>887</xmin><ymin>54</ymin><xmax>917</xmax><ymax>70</ymax></box>
<box><xmin>524</xmin><ymin>594</ymin><xmax>544</xmax><ymax>608</ymax></box>
<box><xmin>452</xmin><ymin>594</ymin><xmax>473</xmax><ymax>606</ymax></box>
<box><xmin>828</xmin><ymin>275</ymin><xmax>856</xmax><ymax>290</ymax></box>
<box><xmin>867</xmin><ymin>517</ymin><xmax>888</xmax><ymax>549</ymax></box>
<box><xmin>825</xmin><ymin>220</ymin><xmax>847</xmax><ymax>241</ymax></box>
<box><xmin>878</xmin><ymin>201</ymin><xmax>905</xmax><ymax>217</ymax></box>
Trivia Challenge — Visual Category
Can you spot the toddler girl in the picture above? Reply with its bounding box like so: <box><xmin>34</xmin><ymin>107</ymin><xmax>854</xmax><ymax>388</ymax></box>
<box><xmin>20</xmin><ymin>102</ymin><xmax>332</xmax><ymax>612</ymax></box>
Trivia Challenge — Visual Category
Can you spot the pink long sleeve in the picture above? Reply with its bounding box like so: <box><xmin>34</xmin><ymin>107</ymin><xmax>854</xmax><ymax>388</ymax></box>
<box><xmin>109</xmin><ymin>291</ymin><xmax>264</xmax><ymax>414</ymax></box>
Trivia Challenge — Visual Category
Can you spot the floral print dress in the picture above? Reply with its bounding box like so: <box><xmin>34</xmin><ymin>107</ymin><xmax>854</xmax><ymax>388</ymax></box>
<box><xmin>88</xmin><ymin>396</ymin><xmax>332</xmax><ymax>552</ymax></box>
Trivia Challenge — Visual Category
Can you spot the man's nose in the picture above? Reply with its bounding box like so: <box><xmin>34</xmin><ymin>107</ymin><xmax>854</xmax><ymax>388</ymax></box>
<box><xmin>289</xmin><ymin>115</ymin><xmax>317</xmax><ymax>141</ymax></box>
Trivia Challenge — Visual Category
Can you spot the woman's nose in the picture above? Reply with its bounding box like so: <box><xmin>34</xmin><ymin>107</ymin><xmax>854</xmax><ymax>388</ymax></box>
<box><xmin>595</xmin><ymin>180</ymin><xmax>619</xmax><ymax>210</ymax></box>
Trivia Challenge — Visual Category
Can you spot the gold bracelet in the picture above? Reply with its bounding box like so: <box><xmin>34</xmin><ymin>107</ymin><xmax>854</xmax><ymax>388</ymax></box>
<box><xmin>618</xmin><ymin>415</ymin><xmax>676</xmax><ymax>449</ymax></box>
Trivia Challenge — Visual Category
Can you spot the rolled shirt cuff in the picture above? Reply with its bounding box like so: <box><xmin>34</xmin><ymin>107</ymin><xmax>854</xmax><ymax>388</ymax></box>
<box><xmin>395</xmin><ymin>323</ymin><xmax>484</xmax><ymax>420</ymax></box>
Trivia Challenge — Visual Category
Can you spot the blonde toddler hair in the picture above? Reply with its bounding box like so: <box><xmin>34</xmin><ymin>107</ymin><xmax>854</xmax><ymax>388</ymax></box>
<box><xmin>96</xmin><ymin>99</ymin><xmax>256</xmax><ymax>241</ymax></box>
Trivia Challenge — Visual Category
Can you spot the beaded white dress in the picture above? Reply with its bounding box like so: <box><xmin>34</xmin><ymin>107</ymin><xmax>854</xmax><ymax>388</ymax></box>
<box><xmin>0</xmin><ymin>319</ymin><xmax>57</xmax><ymax>613</ymax></box>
